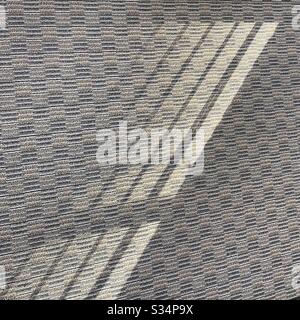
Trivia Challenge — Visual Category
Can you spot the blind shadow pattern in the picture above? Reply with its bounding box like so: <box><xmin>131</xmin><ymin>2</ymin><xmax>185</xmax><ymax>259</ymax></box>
<box><xmin>0</xmin><ymin>1</ymin><xmax>299</xmax><ymax>300</ymax></box>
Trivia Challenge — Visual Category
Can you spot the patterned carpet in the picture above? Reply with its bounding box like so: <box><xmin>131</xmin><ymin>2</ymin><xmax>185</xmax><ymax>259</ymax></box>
<box><xmin>0</xmin><ymin>0</ymin><xmax>299</xmax><ymax>300</ymax></box>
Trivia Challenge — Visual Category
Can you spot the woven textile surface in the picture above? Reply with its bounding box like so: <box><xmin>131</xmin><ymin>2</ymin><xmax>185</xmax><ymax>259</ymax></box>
<box><xmin>0</xmin><ymin>0</ymin><xmax>299</xmax><ymax>300</ymax></box>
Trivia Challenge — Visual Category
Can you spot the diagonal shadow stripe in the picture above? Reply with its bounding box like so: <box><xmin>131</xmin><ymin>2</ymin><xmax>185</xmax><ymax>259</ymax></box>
<box><xmin>141</xmin><ymin>23</ymin><xmax>213</xmax><ymax>126</ymax></box>
<box><xmin>135</xmin><ymin>23</ymin><xmax>189</xmax><ymax>99</ymax></box>
<box><xmin>160</xmin><ymin>22</ymin><xmax>279</xmax><ymax>198</ymax></box>
<box><xmin>6</xmin><ymin>228</ymin><xmax>130</xmax><ymax>300</ymax></box>
<box><xmin>0</xmin><ymin>255</ymin><xmax>32</xmax><ymax>298</ymax></box>
<box><xmin>102</xmin><ymin>22</ymin><xmax>234</xmax><ymax>205</ymax></box>
<box><xmin>59</xmin><ymin>234</ymin><xmax>105</xmax><ymax>300</ymax></box>
<box><xmin>122</xmin><ymin>24</ymin><xmax>237</xmax><ymax>201</ymax></box>
<box><xmin>181</xmin><ymin>23</ymin><xmax>261</xmax><ymax>139</ymax></box>
<box><xmin>115</xmin><ymin>24</ymin><xmax>214</xmax><ymax>202</ymax></box>
<box><xmin>98</xmin><ymin>23</ymin><xmax>210</xmax><ymax>205</ymax></box>
<box><xmin>59</xmin><ymin>227</ymin><xmax>128</xmax><ymax>300</ymax></box>
<box><xmin>85</xmin><ymin>227</ymin><xmax>135</xmax><ymax>299</ymax></box>
<box><xmin>3</xmin><ymin>237</ymin><xmax>76</xmax><ymax>300</ymax></box>
<box><xmin>94</xmin><ymin>23</ymin><xmax>277</xmax><ymax>300</ymax></box>
<box><xmin>146</xmin><ymin>23</ymin><xmax>261</xmax><ymax>198</ymax></box>
<box><xmin>93</xmin><ymin>222</ymin><xmax>159</xmax><ymax>300</ymax></box>
<box><xmin>127</xmin><ymin>23</ymin><xmax>252</xmax><ymax>203</ymax></box>
<box><xmin>30</xmin><ymin>241</ymin><xmax>71</xmax><ymax>300</ymax></box>
<box><xmin>85</xmin><ymin>22</ymin><xmax>189</xmax><ymax>211</ymax></box>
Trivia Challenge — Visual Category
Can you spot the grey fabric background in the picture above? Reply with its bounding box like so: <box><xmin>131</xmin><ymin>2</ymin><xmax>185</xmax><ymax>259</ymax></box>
<box><xmin>0</xmin><ymin>0</ymin><xmax>299</xmax><ymax>299</ymax></box>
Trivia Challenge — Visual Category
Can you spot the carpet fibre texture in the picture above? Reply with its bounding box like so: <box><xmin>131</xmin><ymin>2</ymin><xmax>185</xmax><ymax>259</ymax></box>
<box><xmin>0</xmin><ymin>0</ymin><xmax>299</xmax><ymax>300</ymax></box>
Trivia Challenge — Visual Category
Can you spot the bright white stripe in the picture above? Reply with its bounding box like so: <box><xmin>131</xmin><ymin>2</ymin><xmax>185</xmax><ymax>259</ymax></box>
<box><xmin>8</xmin><ymin>228</ymin><xmax>128</xmax><ymax>300</ymax></box>
<box><xmin>96</xmin><ymin>222</ymin><xmax>159</xmax><ymax>300</ymax></box>
<box><xmin>150</xmin><ymin>22</ymin><xmax>234</xmax><ymax>129</ymax></box>
<box><xmin>130</xmin><ymin>23</ymin><xmax>254</xmax><ymax>202</ymax></box>
<box><xmin>160</xmin><ymin>22</ymin><xmax>278</xmax><ymax>198</ymax></box>
<box><xmin>102</xmin><ymin>22</ymin><xmax>212</xmax><ymax>205</ymax></box>
<box><xmin>63</xmin><ymin>227</ymin><xmax>128</xmax><ymax>300</ymax></box>
<box><xmin>102</xmin><ymin>23</ymin><xmax>233</xmax><ymax>205</ymax></box>
<box><xmin>34</xmin><ymin>235</ymin><xmax>101</xmax><ymax>300</ymax></box>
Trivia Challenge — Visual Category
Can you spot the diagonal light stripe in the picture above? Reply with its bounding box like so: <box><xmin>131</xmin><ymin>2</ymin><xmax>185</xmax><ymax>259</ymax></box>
<box><xmin>160</xmin><ymin>22</ymin><xmax>278</xmax><ymax>198</ymax></box>
<box><xmin>102</xmin><ymin>22</ymin><xmax>233</xmax><ymax>205</ymax></box>
<box><xmin>162</xmin><ymin>22</ymin><xmax>210</xmax><ymax>75</ymax></box>
<box><xmin>150</xmin><ymin>22</ymin><xmax>234</xmax><ymax>129</ymax></box>
<box><xmin>134</xmin><ymin>22</ymin><xmax>212</xmax><ymax>127</ymax></box>
<box><xmin>32</xmin><ymin>236</ymin><xmax>98</xmax><ymax>299</ymax></box>
<box><xmin>95</xmin><ymin>221</ymin><xmax>159</xmax><ymax>300</ymax></box>
<box><xmin>7</xmin><ymin>228</ymin><xmax>128</xmax><ymax>300</ymax></box>
<box><xmin>7</xmin><ymin>239</ymin><xmax>69</xmax><ymax>300</ymax></box>
<box><xmin>73</xmin><ymin>22</ymin><xmax>187</xmax><ymax>211</ymax></box>
<box><xmin>61</xmin><ymin>228</ymin><xmax>129</xmax><ymax>300</ymax></box>
<box><xmin>33</xmin><ymin>228</ymin><xmax>128</xmax><ymax>300</ymax></box>
<box><xmin>102</xmin><ymin>22</ymin><xmax>212</xmax><ymax>205</ymax></box>
<box><xmin>130</xmin><ymin>22</ymin><xmax>254</xmax><ymax>202</ymax></box>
